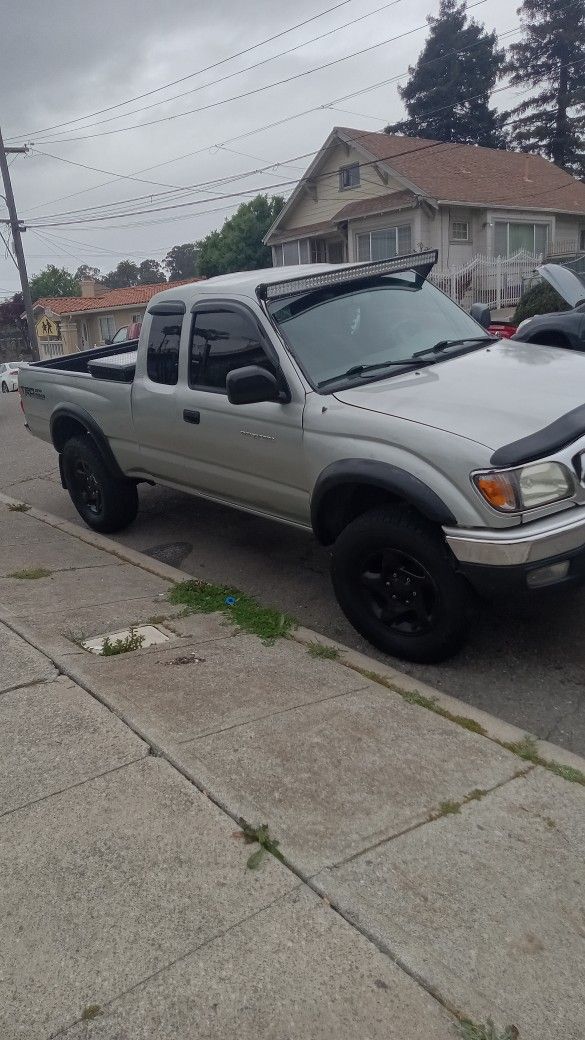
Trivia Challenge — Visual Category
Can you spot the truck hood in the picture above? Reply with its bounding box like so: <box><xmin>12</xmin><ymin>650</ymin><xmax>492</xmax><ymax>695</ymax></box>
<box><xmin>538</xmin><ymin>263</ymin><xmax>585</xmax><ymax>308</ymax></box>
<box><xmin>334</xmin><ymin>341</ymin><xmax>585</xmax><ymax>451</ymax></box>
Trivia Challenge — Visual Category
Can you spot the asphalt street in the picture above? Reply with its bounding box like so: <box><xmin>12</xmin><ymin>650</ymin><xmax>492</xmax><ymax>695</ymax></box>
<box><xmin>3</xmin><ymin>390</ymin><xmax>585</xmax><ymax>755</ymax></box>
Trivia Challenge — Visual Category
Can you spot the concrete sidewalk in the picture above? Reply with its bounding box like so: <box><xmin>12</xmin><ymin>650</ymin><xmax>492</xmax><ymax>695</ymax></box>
<box><xmin>1</xmin><ymin>495</ymin><xmax>584</xmax><ymax>1040</ymax></box>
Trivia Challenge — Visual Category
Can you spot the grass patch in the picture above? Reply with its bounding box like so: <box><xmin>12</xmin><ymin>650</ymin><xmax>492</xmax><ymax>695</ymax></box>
<box><xmin>458</xmin><ymin>1018</ymin><xmax>519</xmax><ymax>1040</ymax></box>
<box><xmin>238</xmin><ymin>819</ymin><xmax>284</xmax><ymax>870</ymax></box>
<box><xmin>306</xmin><ymin>641</ymin><xmax>340</xmax><ymax>660</ymax></box>
<box><xmin>7</xmin><ymin>502</ymin><xmax>30</xmax><ymax>512</ymax></box>
<box><xmin>168</xmin><ymin>580</ymin><xmax>295</xmax><ymax>644</ymax></box>
<box><xmin>100</xmin><ymin>628</ymin><xmax>145</xmax><ymax>656</ymax></box>
<box><xmin>81</xmin><ymin>1005</ymin><xmax>103</xmax><ymax>1022</ymax></box>
<box><xmin>438</xmin><ymin>800</ymin><xmax>461</xmax><ymax>816</ymax></box>
<box><xmin>64</xmin><ymin>628</ymin><xmax>87</xmax><ymax>648</ymax></box>
<box><xmin>7</xmin><ymin>567</ymin><xmax>52</xmax><ymax>580</ymax></box>
<box><xmin>500</xmin><ymin>735</ymin><xmax>585</xmax><ymax>788</ymax></box>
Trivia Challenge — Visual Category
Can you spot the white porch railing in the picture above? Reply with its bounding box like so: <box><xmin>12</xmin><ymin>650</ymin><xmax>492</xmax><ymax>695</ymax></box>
<box><xmin>429</xmin><ymin>250</ymin><xmax>541</xmax><ymax>310</ymax></box>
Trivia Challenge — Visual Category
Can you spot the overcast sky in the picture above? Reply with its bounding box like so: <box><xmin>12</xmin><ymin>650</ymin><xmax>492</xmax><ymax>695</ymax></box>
<box><xmin>1</xmin><ymin>0</ymin><xmax>518</xmax><ymax>295</ymax></box>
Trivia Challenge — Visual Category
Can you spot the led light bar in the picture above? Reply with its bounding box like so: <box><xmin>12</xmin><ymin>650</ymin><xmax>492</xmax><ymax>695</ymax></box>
<box><xmin>258</xmin><ymin>250</ymin><xmax>438</xmax><ymax>302</ymax></box>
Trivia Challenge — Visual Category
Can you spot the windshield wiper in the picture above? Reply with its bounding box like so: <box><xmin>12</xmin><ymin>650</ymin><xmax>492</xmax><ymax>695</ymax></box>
<box><xmin>317</xmin><ymin>358</ymin><xmax>424</xmax><ymax>388</ymax></box>
<box><xmin>412</xmin><ymin>336</ymin><xmax>497</xmax><ymax>359</ymax></box>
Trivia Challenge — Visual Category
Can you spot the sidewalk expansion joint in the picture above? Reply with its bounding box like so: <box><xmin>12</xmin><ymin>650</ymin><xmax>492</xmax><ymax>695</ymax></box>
<box><xmin>313</xmin><ymin>765</ymin><xmax>536</xmax><ymax>874</ymax></box>
<box><xmin>0</xmin><ymin>754</ymin><xmax>149</xmax><ymax>821</ymax></box>
<box><xmin>0</xmin><ymin>673</ymin><xmax>60</xmax><ymax>698</ymax></box>
<box><xmin>175</xmin><ymin>684</ymin><xmax>371</xmax><ymax>744</ymax></box>
<box><xmin>46</xmin><ymin>883</ymin><xmax>305</xmax><ymax>1040</ymax></box>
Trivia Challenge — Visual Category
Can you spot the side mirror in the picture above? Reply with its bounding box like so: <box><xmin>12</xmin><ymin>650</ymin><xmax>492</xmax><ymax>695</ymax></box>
<box><xmin>470</xmin><ymin>302</ymin><xmax>491</xmax><ymax>329</ymax></box>
<box><xmin>226</xmin><ymin>365</ymin><xmax>281</xmax><ymax>405</ymax></box>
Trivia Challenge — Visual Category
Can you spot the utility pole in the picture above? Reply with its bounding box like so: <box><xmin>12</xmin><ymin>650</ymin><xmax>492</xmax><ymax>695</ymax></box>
<box><xmin>0</xmin><ymin>126</ymin><xmax>39</xmax><ymax>361</ymax></box>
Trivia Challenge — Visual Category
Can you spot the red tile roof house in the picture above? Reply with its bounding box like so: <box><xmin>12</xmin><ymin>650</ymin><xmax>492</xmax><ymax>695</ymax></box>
<box><xmin>264</xmin><ymin>127</ymin><xmax>585</xmax><ymax>305</ymax></box>
<box><xmin>32</xmin><ymin>277</ymin><xmax>200</xmax><ymax>359</ymax></box>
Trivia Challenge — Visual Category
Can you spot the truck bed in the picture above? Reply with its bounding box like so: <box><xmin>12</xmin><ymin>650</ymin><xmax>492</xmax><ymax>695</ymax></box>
<box><xmin>32</xmin><ymin>340</ymin><xmax>139</xmax><ymax>379</ymax></box>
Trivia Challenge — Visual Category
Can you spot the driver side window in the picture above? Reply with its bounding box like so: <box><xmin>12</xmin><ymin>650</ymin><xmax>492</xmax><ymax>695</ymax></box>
<box><xmin>189</xmin><ymin>308</ymin><xmax>277</xmax><ymax>392</ymax></box>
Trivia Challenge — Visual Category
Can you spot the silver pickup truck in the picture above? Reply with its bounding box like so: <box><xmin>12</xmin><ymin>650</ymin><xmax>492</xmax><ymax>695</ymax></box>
<box><xmin>19</xmin><ymin>251</ymin><xmax>585</xmax><ymax>663</ymax></box>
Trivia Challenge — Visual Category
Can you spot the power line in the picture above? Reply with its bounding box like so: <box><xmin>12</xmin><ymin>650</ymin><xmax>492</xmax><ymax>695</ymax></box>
<box><xmin>28</xmin><ymin>0</ymin><xmax>411</xmax><ymax>143</ymax></box>
<box><xmin>24</xmin><ymin>22</ymin><xmax>522</xmax><ymax>226</ymax></box>
<box><xmin>25</xmin><ymin>72</ymin><xmax>539</xmax><ymax>228</ymax></box>
<box><xmin>5</xmin><ymin>0</ymin><xmax>354</xmax><ymax>141</ymax></box>
<box><xmin>23</xmin><ymin>21</ymin><xmax>522</xmax><ymax>221</ymax></box>
<box><xmin>30</xmin><ymin>3</ymin><xmax>489</xmax><ymax>146</ymax></box>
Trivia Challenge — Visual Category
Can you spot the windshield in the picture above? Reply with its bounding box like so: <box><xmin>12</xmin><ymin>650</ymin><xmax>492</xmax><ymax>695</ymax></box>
<box><xmin>268</xmin><ymin>273</ymin><xmax>490</xmax><ymax>388</ymax></box>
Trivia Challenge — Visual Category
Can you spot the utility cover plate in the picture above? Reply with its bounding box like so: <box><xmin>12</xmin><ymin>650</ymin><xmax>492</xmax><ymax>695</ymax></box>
<box><xmin>81</xmin><ymin>625</ymin><xmax>170</xmax><ymax>655</ymax></box>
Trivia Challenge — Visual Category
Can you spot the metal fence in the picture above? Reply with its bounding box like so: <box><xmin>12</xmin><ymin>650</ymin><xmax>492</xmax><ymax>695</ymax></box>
<box><xmin>429</xmin><ymin>250</ymin><xmax>542</xmax><ymax>310</ymax></box>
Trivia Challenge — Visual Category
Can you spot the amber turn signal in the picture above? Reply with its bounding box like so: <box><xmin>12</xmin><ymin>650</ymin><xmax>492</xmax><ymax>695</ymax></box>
<box><xmin>474</xmin><ymin>472</ymin><xmax>518</xmax><ymax>511</ymax></box>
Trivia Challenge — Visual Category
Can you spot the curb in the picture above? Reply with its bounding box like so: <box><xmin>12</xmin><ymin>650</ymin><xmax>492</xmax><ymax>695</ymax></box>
<box><xmin>3</xmin><ymin>488</ymin><xmax>585</xmax><ymax>779</ymax></box>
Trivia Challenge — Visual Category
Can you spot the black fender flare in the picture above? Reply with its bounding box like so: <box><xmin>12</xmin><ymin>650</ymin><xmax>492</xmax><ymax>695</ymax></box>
<box><xmin>50</xmin><ymin>404</ymin><xmax>126</xmax><ymax>485</ymax></box>
<box><xmin>310</xmin><ymin>459</ymin><xmax>456</xmax><ymax>544</ymax></box>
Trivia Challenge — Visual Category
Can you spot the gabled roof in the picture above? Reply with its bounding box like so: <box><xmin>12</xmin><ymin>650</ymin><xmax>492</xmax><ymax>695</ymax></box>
<box><xmin>34</xmin><ymin>278</ymin><xmax>200</xmax><ymax>316</ymax></box>
<box><xmin>334</xmin><ymin>190</ymin><xmax>417</xmax><ymax>222</ymax></box>
<box><xmin>336</xmin><ymin>128</ymin><xmax>585</xmax><ymax>214</ymax></box>
<box><xmin>265</xmin><ymin>127</ymin><xmax>585</xmax><ymax>244</ymax></box>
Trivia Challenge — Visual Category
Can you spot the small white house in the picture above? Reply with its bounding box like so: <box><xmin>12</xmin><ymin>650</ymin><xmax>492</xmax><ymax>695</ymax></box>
<box><xmin>265</xmin><ymin>127</ymin><xmax>585</xmax><ymax>280</ymax></box>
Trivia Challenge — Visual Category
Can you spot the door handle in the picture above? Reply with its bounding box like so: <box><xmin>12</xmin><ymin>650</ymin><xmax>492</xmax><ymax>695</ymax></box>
<box><xmin>183</xmin><ymin>409</ymin><xmax>200</xmax><ymax>425</ymax></box>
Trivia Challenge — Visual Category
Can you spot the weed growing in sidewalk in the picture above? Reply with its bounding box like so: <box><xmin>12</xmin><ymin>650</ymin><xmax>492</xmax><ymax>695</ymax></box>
<box><xmin>7</xmin><ymin>502</ymin><xmax>30</xmax><ymax>512</ymax></box>
<box><xmin>306</xmin><ymin>641</ymin><xmax>340</xmax><ymax>660</ymax></box>
<box><xmin>101</xmin><ymin>628</ymin><xmax>145</xmax><ymax>656</ymax></box>
<box><xmin>168</xmin><ymin>580</ymin><xmax>295</xmax><ymax>644</ymax></box>
<box><xmin>8</xmin><ymin>567</ymin><xmax>52</xmax><ymax>580</ymax></box>
<box><xmin>438</xmin><ymin>800</ymin><xmax>461</xmax><ymax>816</ymax></box>
<box><xmin>239</xmin><ymin>819</ymin><xmax>284</xmax><ymax>870</ymax></box>
<box><xmin>431</xmin><ymin>788</ymin><xmax>489</xmax><ymax>820</ymax></box>
<box><xmin>458</xmin><ymin>1018</ymin><xmax>518</xmax><ymax>1040</ymax></box>
<box><xmin>81</xmin><ymin>1005</ymin><xmax>103</xmax><ymax>1022</ymax></box>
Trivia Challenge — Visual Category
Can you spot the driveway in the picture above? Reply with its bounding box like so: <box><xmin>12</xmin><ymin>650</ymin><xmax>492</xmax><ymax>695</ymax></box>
<box><xmin>3</xmin><ymin>391</ymin><xmax>585</xmax><ymax>754</ymax></box>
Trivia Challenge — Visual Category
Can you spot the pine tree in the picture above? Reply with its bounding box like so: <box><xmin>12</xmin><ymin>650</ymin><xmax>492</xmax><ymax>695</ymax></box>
<box><xmin>503</xmin><ymin>0</ymin><xmax>585</xmax><ymax>177</ymax></box>
<box><xmin>387</xmin><ymin>0</ymin><xmax>505</xmax><ymax>147</ymax></box>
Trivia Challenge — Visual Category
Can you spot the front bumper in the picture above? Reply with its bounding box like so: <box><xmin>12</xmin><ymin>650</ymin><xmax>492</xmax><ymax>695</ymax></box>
<box><xmin>444</xmin><ymin>507</ymin><xmax>585</xmax><ymax>597</ymax></box>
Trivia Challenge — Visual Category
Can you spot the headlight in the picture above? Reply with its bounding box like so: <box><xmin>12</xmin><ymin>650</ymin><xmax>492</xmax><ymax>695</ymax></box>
<box><xmin>473</xmin><ymin>461</ymin><xmax>574</xmax><ymax>512</ymax></box>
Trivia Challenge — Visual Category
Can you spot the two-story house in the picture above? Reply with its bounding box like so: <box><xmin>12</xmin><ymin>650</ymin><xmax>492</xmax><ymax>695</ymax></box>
<box><xmin>264</xmin><ymin>127</ymin><xmax>585</xmax><ymax>274</ymax></box>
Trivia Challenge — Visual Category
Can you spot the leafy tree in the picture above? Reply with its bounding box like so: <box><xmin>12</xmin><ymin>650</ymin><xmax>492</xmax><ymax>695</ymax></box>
<box><xmin>386</xmin><ymin>0</ymin><xmax>505</xmax><ymax>147</ymax></box>
<box><xmin>74</xmin><ymin>264</ymin><xmax>101</xmax><ymax>282</ymax></box>
<box><xmin>137</xmin><ymin>259</ymin><xmax>166</xmax><ymax>284</ymax></box>
<box><xmin>163</xmin><ymin>243</ymin><xmax>200</xmax><ymax>280</ymax></box>
<box><xmin>0</xmin><ymin>291</ymin><xmax>24</xmax><ymax>327</ymax></box>
<box><xmin>103</xmin><ymin>261</ymin><xmax>140</xmax><ymax>289</ymax></box>
<box><xmin>30</xmin><ymin>265</ymin><xmax>80</xmax><ymax>302</ymax></box>
<box><xmin>197</xmin><ymin>195</ymin><xmax>285</xmax><ymax>277</ymax></box>
<box><xmin>502</xmin><ymin>0</ymin><xmax>585</xmax><ymax>176</ymax></box>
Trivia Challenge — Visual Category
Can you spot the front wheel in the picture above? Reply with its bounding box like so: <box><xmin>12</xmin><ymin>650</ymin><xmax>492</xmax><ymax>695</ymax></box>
<box><xmin>331</xmin><ymin>506</ymin><xmax>469</xmax><ymax>663</ymax></box>
<box><xmin>61</xmin><ymin>435</ymin><xmax>139</xmax><ymax>533</ymax></box>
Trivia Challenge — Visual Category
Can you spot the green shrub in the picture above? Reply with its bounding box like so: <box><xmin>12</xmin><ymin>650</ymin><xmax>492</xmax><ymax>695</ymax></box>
<box><xmin>514</xmin><ymin>281</ymin><xmax>570</xmax><ymax>323</ymax></box>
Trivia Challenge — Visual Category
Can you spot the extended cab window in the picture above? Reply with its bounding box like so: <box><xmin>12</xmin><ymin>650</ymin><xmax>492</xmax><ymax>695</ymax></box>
<box><xmin>190</xmin><ymin>308</ymin><xmax>276</xmax><ymax>391</ymax></box>
<box><xmin>147</xmin><ymin>312</ymin><xmax>183</xmax><ymax>385</ymax></box>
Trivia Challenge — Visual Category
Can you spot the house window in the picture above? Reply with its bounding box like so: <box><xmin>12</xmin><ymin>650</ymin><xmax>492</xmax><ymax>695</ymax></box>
<box><xmin>272</xmin><ymin>239</ymin><xmax>312</xmax><ymax>266</ymax></box>
<box><xmin>355</xmin><ymin>224</ymin><xmax>412</xmax><ymax>262</ymax></box>
<box><xmin>98</xmin><ymin>315</ymin><xmax>117</xmax><ymax>342</ymax></box>
<box><xmin>339</xmin><ymin>163</ymin><xmax>360</xmax><ymax>190</ymax></box>
<box><xmin>451</xmin><ymin>220</ymin><xmax>469</xmax><ymax>242</ymax></box>
<box><xmin>494</xmin><ymin>221</ymin><xmax>549</xmax><ymax>257</ymax></box>
<box><xmin>579</xmin><ymin>229</ymin><xmax>585</xmax><ymax>252</ymax></box>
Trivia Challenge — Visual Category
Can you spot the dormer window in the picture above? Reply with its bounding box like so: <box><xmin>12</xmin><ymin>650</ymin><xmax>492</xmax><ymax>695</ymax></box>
<box><xmin>339</xmin><ymin>163</ymin><xmax>360</xmax><ymax>190</ymax></box>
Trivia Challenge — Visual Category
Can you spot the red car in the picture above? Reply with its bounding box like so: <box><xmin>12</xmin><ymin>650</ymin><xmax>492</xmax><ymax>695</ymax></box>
<box><xmin>487</xmin><ymin>321</ymin><xmax>517</xmax><ymax>339</ymax></box>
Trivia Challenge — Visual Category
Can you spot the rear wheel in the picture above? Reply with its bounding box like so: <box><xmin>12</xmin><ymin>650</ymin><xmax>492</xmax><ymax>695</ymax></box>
<box><xmin>61</xmin><ymin>435</ymin><xmax>138</xmax><ymax>533</ymax></box>
<box><xmin>1</xmin><ymin>381</ymin><xmax>8</xmax><ymax>393</ymax></box>
<box><xmin>331</xmin><ymin>506</ymin><xmax>469</xmax><ymax>663</ymax></box>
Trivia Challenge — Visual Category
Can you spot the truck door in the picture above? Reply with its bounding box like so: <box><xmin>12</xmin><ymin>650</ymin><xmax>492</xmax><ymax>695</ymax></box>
<box><xmin>174</xmin><ymin>300</ymin><xmax>308</xmax><ymax>524</ymax></box>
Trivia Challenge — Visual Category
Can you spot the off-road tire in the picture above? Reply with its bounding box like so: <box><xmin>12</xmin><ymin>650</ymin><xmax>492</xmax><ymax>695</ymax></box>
<box><xmin>61</xmin><ymin>435</ymin><xmax>138</xmax><ymax>533</ymax></box>
<box><xmin>331</xmin><ymin>505</ymin><xmax>468</xmax><ymax>663</ymax></box>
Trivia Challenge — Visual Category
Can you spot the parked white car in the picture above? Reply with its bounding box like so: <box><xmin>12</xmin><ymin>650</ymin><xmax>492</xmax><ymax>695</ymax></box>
<box><xmin>0</xmin><ymin>362</ymin><xmax>22</xmax><ymax>393</ymax></box>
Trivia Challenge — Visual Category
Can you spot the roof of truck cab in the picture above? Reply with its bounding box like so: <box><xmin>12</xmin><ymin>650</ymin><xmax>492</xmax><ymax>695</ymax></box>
<box><xmin>148</xmin><ymin>264</ymin><xmax>338</xmax><ymax>305</ymax></box>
